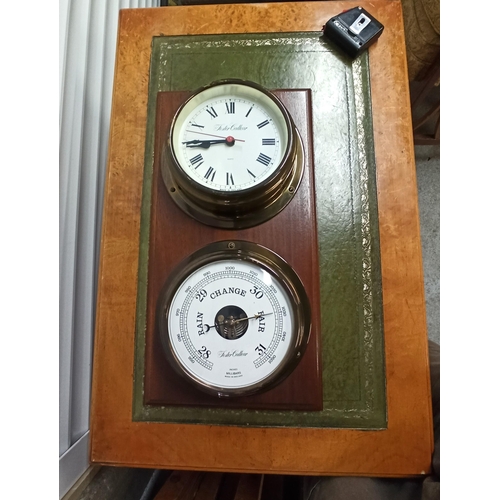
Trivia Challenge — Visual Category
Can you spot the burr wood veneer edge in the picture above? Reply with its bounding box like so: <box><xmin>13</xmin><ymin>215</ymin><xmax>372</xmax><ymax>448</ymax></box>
<box><xmin>90</xmin><ymin>1</ymin><xmax>433</xmax><ymax>476</ymax></box>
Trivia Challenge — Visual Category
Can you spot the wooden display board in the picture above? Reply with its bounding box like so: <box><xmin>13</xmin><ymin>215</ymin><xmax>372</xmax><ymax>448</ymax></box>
<box><xmin>90</xmin><ymin>1</ymin><xmax>433</xmax><ymax>477</ymax></box>
<box><xmin>144</xmin><ymin>89</ymin><xmax>322</xmax><ymax>411</ymax></box>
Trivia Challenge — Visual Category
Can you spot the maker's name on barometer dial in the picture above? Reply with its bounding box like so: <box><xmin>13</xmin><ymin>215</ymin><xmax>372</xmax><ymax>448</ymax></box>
<box><xmin>161</xmin><ymin>79</ymin><xmax>305</xmax><ymax>229</ymax></box>
<box><xmin>157</xmin><ymin>241</ymin><xmax>311</xmax><ymax>397</ymax></box>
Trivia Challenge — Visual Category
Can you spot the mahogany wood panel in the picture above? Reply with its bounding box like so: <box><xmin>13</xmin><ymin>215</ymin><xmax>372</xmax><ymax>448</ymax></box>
<box><xmin>144</xmin><ymin>89</ymin><xmax>322</xmax><ymax>411</ymax></box>
<box><xmin>90</xmin><ymin>1</ymin><xmax>433</xmax><ymax>477</ymax></box>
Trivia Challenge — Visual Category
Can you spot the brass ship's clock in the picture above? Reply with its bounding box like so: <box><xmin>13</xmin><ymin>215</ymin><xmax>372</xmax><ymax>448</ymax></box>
<box><xmin>161</xmin><ymin>79</ymin><xmax>305</xmax><ymax>229</ymax></box>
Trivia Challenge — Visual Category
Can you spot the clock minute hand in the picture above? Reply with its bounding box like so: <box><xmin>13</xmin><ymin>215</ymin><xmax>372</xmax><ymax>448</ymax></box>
<box><xmin>185</xmin><ymin>132</ymin><xmax>242</xmax><ymax>143</ymax></box>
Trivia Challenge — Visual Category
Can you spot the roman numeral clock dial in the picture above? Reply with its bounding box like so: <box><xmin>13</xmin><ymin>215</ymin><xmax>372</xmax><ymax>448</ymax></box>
<box><xmin>161</xmin><ymin>79</ymin><xmax>305</xmax><ymax>229</ymax></box>
<box><xmin>181</xmin><ymin>105</ymin><xmax>278</xmax><ymax>189</ymax></box>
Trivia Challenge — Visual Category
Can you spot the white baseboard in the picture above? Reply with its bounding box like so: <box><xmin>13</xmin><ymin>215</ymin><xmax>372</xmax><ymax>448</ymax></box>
<box><xmin>59</xmin><ymin>432</ymin><xmax>91</xmax><ymax>498</ymax></box>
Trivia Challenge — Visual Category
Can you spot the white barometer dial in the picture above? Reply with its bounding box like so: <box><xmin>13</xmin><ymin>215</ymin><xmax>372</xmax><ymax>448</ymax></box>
<box><xmin>157</xmin><ymin>241</ymin><xmax>311</xmax><ymax>397</ymax></box>
<box><xmin>161</xmin><ymin>79</ymin><xmax>305</xmax><ymax>229</ymax></box>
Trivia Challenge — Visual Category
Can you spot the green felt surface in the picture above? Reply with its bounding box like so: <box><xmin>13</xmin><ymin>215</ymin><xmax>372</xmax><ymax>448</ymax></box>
<box><xmin>133</xmin><ymin>33</ymin><xmax>386</xmax><ymax>428</ymax></box>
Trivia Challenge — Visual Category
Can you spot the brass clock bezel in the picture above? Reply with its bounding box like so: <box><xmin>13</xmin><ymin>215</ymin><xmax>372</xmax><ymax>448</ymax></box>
<box><xmin>161</xmin><ymin>79</ymin><xmax>305</xmax><ymax>229</ymax></box>
<box><xmin>156</xmin><ymin>240</ymin><xmax>312</xmax><ymax>398</ymax></box>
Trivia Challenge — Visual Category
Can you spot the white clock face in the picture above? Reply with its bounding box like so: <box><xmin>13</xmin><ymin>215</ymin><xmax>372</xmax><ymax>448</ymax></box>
<box><xmin>170</xmin><ymin>82</ymin><xmax>290</xmax><ymax>192</ymax></box>
<box><xmin>165</xmin><ymin>258</ymin><xmax>295</xmax><ymax>393</ymax></box>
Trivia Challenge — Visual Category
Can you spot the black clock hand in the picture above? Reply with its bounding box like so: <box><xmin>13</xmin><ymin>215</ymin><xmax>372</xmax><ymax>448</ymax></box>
<box><xmin>183</xmin><ymin>136</ymin><xmax>236</xmax><ymax>148</ymax></box>
<box><xmin>185</xmin><ymin>131</ymin><xmax>245</xmax><ymax>142</ymax></box>
<box><xmin>183</xmin><ymin>139</ymin><xmax>225</xmax><ymax>149</ymax></box>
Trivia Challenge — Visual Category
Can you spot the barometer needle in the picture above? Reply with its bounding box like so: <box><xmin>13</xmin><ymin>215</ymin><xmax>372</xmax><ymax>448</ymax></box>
<box><xmin>232</xmin><ymin>312</ymin><xmax>273</xmax><ymax>324</ymax></box>
<box><xmin>203</xmin><ymin>322</ymin><xmax>218</xmax><ymax>332</ymax></box>
<box><xmin>203</xmin><ymin>312</ymin><xmax>272</xmax><ymax>332</ymax></box>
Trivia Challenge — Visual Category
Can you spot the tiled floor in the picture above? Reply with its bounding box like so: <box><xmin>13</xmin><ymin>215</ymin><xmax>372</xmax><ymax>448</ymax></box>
<box><xmin>415</xmin><ymin>144</ymin><xmax>440</xmax><ymax>344</ymax></box>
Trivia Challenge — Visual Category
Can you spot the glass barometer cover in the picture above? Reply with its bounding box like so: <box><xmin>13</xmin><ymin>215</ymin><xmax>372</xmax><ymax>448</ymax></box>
<box><xmin>156</xmin><ymin>241</ymin><xmax>311</xmax><ymax>397</ymax></box>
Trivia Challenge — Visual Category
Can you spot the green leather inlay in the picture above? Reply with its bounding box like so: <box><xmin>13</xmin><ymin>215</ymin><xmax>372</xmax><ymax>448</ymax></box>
<box><xmin>134</xmin><ymin>33</ymin><xmax>386</xmax><ymax>428</ymax></box>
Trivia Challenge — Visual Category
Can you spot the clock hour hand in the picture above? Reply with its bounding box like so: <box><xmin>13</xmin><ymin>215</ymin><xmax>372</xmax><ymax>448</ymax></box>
<box><xmin>182</xmin><ymin>136</ymin><xmax>236</xmax><ymax>148</ymax></box>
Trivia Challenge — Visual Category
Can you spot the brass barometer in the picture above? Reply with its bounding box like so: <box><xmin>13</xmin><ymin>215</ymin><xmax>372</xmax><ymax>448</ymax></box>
<box><xmin>156</xmin><ymin>240</ymin><xmax>312</xmax><ymax>397</ymax></box>
<box><xmin>161</xmin><ymin>79</ymin><xmax>305</xmax><ymax>228</ymax></box>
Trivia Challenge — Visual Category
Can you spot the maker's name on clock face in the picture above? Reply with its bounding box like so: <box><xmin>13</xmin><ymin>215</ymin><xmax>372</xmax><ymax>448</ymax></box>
<box><xmin>166</xmin><ymin>258</ymin><xmax>294</xmax><ymax>391</ymax></box>
<box><xmin>170</xmin><ymin>82</ymin><xmax>289</xmax><ymax>191</ymax></box>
